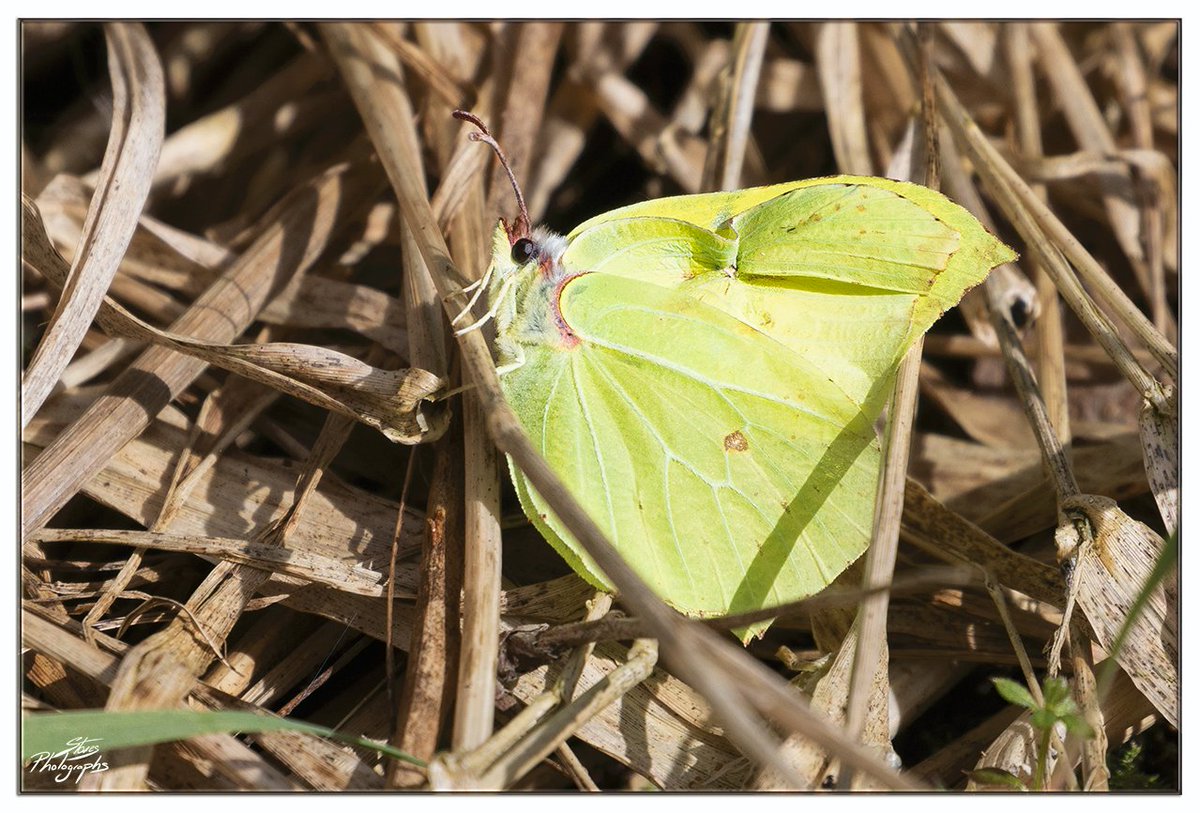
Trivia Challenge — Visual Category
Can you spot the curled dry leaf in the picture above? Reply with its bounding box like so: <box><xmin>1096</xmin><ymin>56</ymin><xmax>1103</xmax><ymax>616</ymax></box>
<box><xmin>511</xmin><ymin>640</ymin><xmax>746</xmax><ymax>789</ymax></box>
<box><xmin>1137</xmin><ymin>389</ymin><xmax>1178</xmax><ymax>537</ymax></box>
<box><xmin>967</xmin><ymin>713</ymin><xmax>1072</xmax><ymax>791</ymax></box>
<box><xmin>1057</xmin><ymin>494</ymin><xmax>1177</xmax><ymax>727</ymax></box>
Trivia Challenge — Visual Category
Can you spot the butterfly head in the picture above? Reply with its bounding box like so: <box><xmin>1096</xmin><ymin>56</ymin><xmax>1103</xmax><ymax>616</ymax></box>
<box><xmin>489</xmin><ymin>220</ymin><xmax>567</xmax><ymax>286</ymax></box>
<box><xmin>456</xmin><ymin>109</ymin><xmax>569</xmax><ymax>334</ymax></box>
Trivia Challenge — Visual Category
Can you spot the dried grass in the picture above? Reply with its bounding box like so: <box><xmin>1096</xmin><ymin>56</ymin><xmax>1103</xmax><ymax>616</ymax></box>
<box><xmin>21</xmin><ymin>21</ymin><xmax>1177</xmax><ymax>791</ymax></box>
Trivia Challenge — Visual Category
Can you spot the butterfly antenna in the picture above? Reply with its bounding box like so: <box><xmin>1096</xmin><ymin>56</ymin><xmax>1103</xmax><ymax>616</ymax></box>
<box><xmin>453</xmin><ymin>110</ymin><xmax>531</xmax><ymax>239</ymax></box>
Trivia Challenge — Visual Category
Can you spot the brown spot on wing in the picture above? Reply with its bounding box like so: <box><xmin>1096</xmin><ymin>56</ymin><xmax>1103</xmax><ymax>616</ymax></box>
<box><xmin>724</xmin><ymin>431</ymin><xmax>749</xmax><ymax>452</ymax></box>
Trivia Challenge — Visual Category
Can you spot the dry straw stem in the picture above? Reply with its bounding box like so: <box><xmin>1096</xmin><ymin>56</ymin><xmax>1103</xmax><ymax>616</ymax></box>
<box><xmin>427</xmin><ymin>125</ymin><xmax>510</xmax><ymax>767</ymax></box>
<box><xmin>28</xmin><ymin>184</ymin><xmax>434</xmax><ymax>642</ymax></box>
<box><xmin>313</xmin><ymin>24</ymin><xmax>465</xmax><ymax>786</ymax></box>
<box><xmin>146</xmin><ymin>55</ymin><xmax>330</xmax><ymax>192</ymax></box>
<box><xmin>841</xmin><ymin>332</ymin><xmax>914</xmax><ymax>767</ymax></box>
<box><xmin>1028</xmin><ymin>24</ymin><xmax>1160</xmax><ymax>330</ymax></box>
<box><xmin>23</xmin><ymin>395</ymin><xmax>424</xmax><ymax>597</ymax></box>
<box><xmin>932</xmin><ymin>431</ymin><xmax>1151</xmax><ymax>547</ymax></box>
<box><xmin>428</xmin><ymin>28</ymin><xmax>526</xmax><ymax>757</ymax></box>
<box><xmin>28</xmin><ymin>604</ymin><xmax>386</xmax><ymax>790</ymax></box>
<box><xmin>841</xmin><ymin>76</ymin><xmax>940</xmax><ymax>781</ymax></box>
<box><xmin>155</xmin><ymin>373</ymin><xmax>282</xmax><ymax>530</ymax></box>
<box><xmin>1003</xmin><ymin>23</ymin><xmax>1072</xmax><ymax>446</ymax></box>
<box><xmin>87</xmin><ymin>409</ymin><xmax>360</xmax><ymax>788</ymax></box>
<box><xmin>27</xmin><ymin>529</ymin><xmax>394</xmax><ymax>598</ymax></box>
<box><xmin>1111</xmin><ymin>22</ymin><xmax>1170</xmax><ymax>335</ymax></box>
<box><xmin>434</xmin><ymin>595</ymin><xmax>634</xmax><ymax>789</ymax></box>
<box><xmin>22</xmin><ymin>24</ymin><xmax>164</xmax><ymax>426</ymax></box>
<box><xmin>31</xmin><ymin>173</ymin><xmax>235</xmax><ymax>293</ymax></box>
<box><xmin>585</xmin><ymin>66</ymin><xmax>708</xmax><ymax>193</ymax></box>
<box><xmin>676</xmin><ymin>36</ymin><xmax>735</xmax><ymax>135</ymax></box>
<box><xmin>979</xmin><ymin>236</ymin><xmax>1079</xmax><ymax>500</ymax></box>
<box><xmin>938</xmin><ymin>130</ymin><xmax>1039</xmax><ymax>350</ymax></box>
<box><xmin>483</xmin><ymin>22</ymin><xmax>563</xmax><ymax>223</ymax></box>
<box><xmin>25</xmin><ymin>393</ymin><xmax>423</xmax><ymax>789</ymax></box>
<box><xmin>389</xmin><ymin>428</ymin><xmax>463</xmax><ymax>788</ymax></box>
<box><xmin>700</xmin><ymin>21</ymin><xmax>769</xmax><ymax>191</ymax></box>
<box><xmin>448</xmin><ymin>186</ymin><xmax>507</xmax><ymax>756</ymax></box>
<box><xmin>544</xmin><ymin>592</ymin><xmax>612</xmax><ymax>790</ymax></box>
<box><xmin>100</xmin><ymin>410</ymin><xmax>370</xmax><ymax>788</ymax></box>
<box><xmin>476</xmin><ymin>639</ymin><xmax>658</xmax><ymax>789</ymax></box>
<box><xmin>933</xmin><ymin>57</ymin><xmax>1176</xmax><ymax>389</ymax></box>
<box><xmin>529</xmin><ymin>23</ymin><xmax>657</xmax><ymax>218</ymax></box>
<box><xmin>528</xmin><ymin>566</ymin><xmax>973</xmax><ymax>650</ymax></box>
<box><xmin>454</xmin><ymin>395</ymin><xmax>504</xmax><ymax>750</ymax></box>
<box><xmin>816</xmin><ymin>23</ymin><xmax>872</xmax><ymax>176</ymax></box>
<box><xmin>368</xmin><ymin>23</ymin><xmax>472</xmax><ymax>109</ymax></box>
<box><xmin>444</xmin><ymin>124</ymin><xmax>503</xmax><ymax>751</ymax></box>
<box><xmin>507</xmin><ymin>642</ymin><xmax>751</xmax><ymax>788</ymax></box>
<box><xmin>1068</xmin><ymin>617</ymin><xmax>1108</xmax><ymax>790</ymax></box>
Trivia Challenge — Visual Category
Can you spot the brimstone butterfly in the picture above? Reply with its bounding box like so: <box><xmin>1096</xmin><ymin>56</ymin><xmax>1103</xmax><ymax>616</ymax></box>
<box><xmin>455</xmin><ymin>111</ymin><xmax>1016</xmax><ymax>621</ymax></box>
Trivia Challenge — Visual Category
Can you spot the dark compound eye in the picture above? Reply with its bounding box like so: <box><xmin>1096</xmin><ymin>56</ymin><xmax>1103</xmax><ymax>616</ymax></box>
<box><xmin>511</xmin><ymin>238</ymin><xmax>538</xmax><ymax>265</ymax></box>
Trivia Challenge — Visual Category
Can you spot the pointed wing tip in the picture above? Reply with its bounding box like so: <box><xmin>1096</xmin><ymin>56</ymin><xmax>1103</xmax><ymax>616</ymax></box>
<box><xmin>986</xmin><ymin>234</ymin><xmax>1020</xmax><ymax>268</ymax></box>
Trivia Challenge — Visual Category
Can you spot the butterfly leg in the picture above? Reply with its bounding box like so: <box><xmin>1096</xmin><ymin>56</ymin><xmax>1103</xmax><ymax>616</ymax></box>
<box><xmin>454</xmin><ymin>274</ymin><xmax>515</xmax><ymax>336</ymax></box>
<box><xmin>448</xmin><ymin>265</ymin><xmax>495</xmax><ymax>326</ymax></box>
<box><xmin>494</xmin><ymin>343</ymin><xmax>526</xmax><ymax>376</ymax></box>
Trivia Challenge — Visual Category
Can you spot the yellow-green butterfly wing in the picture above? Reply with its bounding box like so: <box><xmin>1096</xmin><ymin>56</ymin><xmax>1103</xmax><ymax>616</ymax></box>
<box><xmin>501</xmin><ymin>273</ymin><xmax>877</xmax><ymax>617</ymax></box>
<box><xmin>489</xmin><ymin>176</ymin><xmax>1015</xmax><ymax>622</ymax></box>
<box><xmin>562</xmin><ymin>176</ymin><xmax>1014</xmax><ymax>408</ymax></box>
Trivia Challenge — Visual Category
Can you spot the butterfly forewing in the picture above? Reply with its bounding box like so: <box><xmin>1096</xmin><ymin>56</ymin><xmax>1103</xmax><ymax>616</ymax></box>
<box><xmin>558</xmin><ymin>176</ymin><xmax>1015</xmax><ymax>416</ymax></box>
<box><xmin>732</xmin><ymin>184</ymin><xmax>960</xmax><ymax>292</ymax></box>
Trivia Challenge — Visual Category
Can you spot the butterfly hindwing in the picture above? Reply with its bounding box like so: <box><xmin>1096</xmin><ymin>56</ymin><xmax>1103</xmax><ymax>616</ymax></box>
<box><xmin>501</xmin><ymin>273</ymin><xmax>879</xmax><ymax>618</ymax></box>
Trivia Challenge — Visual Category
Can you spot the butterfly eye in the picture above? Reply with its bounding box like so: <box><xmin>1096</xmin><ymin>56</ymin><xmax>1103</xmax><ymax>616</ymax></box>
<box><xmin>511</xmin><ymin>238</ymin><xmax>538</xmax><ymax>266</ymax></box>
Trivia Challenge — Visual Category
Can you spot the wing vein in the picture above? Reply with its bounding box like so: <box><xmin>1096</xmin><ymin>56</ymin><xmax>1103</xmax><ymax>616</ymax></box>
<box><xmin>569</xmin><ymin>355</ymin><xmax>622</xmax><ymax>555</ymax></box>
<box><xmin>584</xmin><ymin>351</ymin><xmax>703</xmax><ymax>598</ymax></box>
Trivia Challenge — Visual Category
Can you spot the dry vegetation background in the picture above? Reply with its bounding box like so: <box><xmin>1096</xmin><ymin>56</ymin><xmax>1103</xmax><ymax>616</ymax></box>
<box><xmin>21</xmin><ymin>21</ymin><xmax>1177</xmax><ymax>791</ymax></box>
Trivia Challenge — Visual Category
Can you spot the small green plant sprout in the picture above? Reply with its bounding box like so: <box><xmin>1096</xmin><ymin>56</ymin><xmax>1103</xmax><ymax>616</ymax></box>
<box><xmin>970</xmin><ymin>676</ymin><xmax>1095</xmax><ymax>791</ymax></box>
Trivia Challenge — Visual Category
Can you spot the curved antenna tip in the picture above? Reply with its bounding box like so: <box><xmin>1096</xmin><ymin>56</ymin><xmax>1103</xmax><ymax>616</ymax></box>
<box><xmin>452</xmin><ymin>109</ymin><xmax>486</xmax><ymax>130</ymax></box>
<box><xmin>453</xmin><ymin>109</ymin><xmax>530</xmax><ymax>240</ymax></box>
